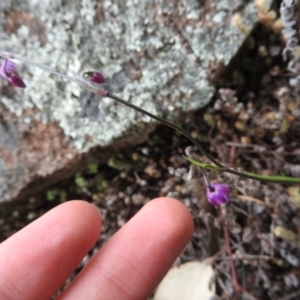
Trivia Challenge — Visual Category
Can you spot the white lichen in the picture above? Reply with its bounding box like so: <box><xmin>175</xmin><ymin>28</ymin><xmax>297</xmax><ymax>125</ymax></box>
<box><xmin>0</xmin><ymin>0</ymin><xmax>266</xmax><ymax>153</ymax></box>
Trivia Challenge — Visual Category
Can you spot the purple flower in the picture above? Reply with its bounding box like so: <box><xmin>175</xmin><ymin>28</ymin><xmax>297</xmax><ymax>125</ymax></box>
<box><xmin>0</xmin><ymin>59</ymin><xmax>26</xmax><ymax>88</ymax></box>
<box><xmin>84</xmin><ymin>71</ymin><xmax>106</xmax><ymax>84</ymax></box>
<box><xmin>206</xmin><ymin>183</ymin><xmax>230</xmax><ymax>208</ymax></box>
<box><xmin>90</xmin><ymin>71</ymin><xmax>106</xmax><ymax>84</ymax></box>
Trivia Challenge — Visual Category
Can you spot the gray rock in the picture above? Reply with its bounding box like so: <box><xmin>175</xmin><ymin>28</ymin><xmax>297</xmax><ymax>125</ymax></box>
<box><xmin>0</xmin><ymin>0</ymin><xmax>272</xmax><ymax>201</ymax></box>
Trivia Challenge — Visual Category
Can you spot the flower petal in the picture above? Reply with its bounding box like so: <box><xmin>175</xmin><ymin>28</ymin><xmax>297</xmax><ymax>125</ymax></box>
<box><xmin>206</xmin><ymin>183</ymin><xmax>230</xmax><ymax>208</ymax></box>
<box><xmin>0</xmin><ymin>59</ymin><xmax>26</xmax><ymax>88</ymax></box>
<box><xmin>90</xmin><ymin>71</ymin><xmax>106</xmax><ymax>84</ymax></box>
<box><xmin>10</xmin><ymin>75</ymin><xmax>26</xmax><ymax>88</ymax></box>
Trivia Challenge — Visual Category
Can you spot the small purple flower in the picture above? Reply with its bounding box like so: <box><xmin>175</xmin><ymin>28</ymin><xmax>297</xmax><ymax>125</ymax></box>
<box><xmin>90</xmin><ymin>71</ymin><xmax>106</xmax><ymax>84</ymax></box>
<box><xmin>83</xmin><ymin>70</ymin><xmax>107</xmax><ymax>97</ymax></box>
<box><xmin>84</xmin><ymin>71</ymin><xmax>106</xmax><ymax>84</ymax></box>
<box><xmin>0</xmin><ymin>59</ymin><xmax>26</xmax><ymax>88</ymax></box>
<box><xmin>206</xmin><ymin>183</ymin><xmax>230</xmax><ymax>208</ymax></box>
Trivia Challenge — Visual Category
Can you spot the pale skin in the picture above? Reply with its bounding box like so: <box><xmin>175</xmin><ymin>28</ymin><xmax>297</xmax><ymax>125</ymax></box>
<box><xmin>0</xmin><ymin>197</ymin><xmax>194</xmax><ymax>300</ymax></box>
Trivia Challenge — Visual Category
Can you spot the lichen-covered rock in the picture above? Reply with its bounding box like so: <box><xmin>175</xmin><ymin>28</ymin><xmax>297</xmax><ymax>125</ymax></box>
<box><xmin>0</xmin><ymin>0</ymin><xmax>272</xmax><ymax>201</ymax></box>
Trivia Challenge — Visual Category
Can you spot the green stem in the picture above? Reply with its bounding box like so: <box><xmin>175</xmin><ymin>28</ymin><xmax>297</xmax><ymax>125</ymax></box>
<box><xmin>184</xmin><ymin>156</ymin><xmax>300</xmax><ymax>183</ymax></box>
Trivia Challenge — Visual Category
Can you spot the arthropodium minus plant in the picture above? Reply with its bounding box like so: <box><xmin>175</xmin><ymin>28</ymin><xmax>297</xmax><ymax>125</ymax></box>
<box><xmin>0</xmin><ymin>51</ymin><xmax>299</xmax><ymax>206</ymax></box>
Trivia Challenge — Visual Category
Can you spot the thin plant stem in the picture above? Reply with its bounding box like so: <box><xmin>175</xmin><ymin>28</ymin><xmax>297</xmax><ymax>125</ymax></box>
<box><xmin>184</xmin><ymin>157</ymin><xmax>300</xmax><ymax>183</ymax></box>
<box><xmin>106</xmin><ymin>92</ymin><xmax>224</xmax><ymax>168</ymax></box>
<box><xmin>2</xmin><ymin>51</ymin><xmax>300</xmax><ymax>184</ymax></box>
<box><xmin>220</xmin><ymin>206</ymin><xmax>259</xmax><ymax>300</ymax></box>
<box><xmin>1</xmin><ymin>51</ymin><xmax>223</xmax><ymax>168</ymax></box>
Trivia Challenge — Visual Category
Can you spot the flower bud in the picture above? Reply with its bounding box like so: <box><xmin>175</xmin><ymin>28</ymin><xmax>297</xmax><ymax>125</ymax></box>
<box><xmin>91</xmin><ymin>71</ymin><xmax>106</xmax><ymax>84</ymax></box>
<box><xmin>84</xmin><ymin>71</ymin><xmax>106</xmax><ymax>84</ymax></box>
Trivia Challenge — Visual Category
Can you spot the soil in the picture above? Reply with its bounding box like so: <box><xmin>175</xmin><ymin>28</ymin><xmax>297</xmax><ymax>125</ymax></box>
<box><xmin>1</xmin><ymin>10</ymin><xmax>300</xmax><ymax>300</ymax></box>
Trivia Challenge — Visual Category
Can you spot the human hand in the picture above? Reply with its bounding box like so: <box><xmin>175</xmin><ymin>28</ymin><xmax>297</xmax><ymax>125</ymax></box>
<box><xmin>0</xmin><ymin>197</ymin><xmax>193</xmax><ymax>300</ymax></box>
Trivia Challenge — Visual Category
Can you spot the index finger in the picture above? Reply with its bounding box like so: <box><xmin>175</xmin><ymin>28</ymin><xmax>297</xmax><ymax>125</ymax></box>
<box><xmin>59</xmin><ymin>197</ymin><xmax>194</xmax><ymax>300</ymax></box>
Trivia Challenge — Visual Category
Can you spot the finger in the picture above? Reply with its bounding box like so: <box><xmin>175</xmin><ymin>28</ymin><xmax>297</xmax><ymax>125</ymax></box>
<box><xmin>59</xmin><ymin>197</ymin><xmax>194</xmax><ymax>300</ymax></box>
<box><xmin>0</xmin><ymin>200</ymin><xmax>101</xmax><ymax>300</ymax></box>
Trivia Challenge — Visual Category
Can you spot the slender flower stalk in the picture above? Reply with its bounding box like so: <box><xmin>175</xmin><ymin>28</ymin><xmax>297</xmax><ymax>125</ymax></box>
<box><xmin>1</xmin><ymin>51</ymin><xmax>299</xmax><ymax>184</ymax></box>
<box><xmin>0</xmin><ymin>51</ymin><xmax>223</xmax><ymax>169</ymax></box>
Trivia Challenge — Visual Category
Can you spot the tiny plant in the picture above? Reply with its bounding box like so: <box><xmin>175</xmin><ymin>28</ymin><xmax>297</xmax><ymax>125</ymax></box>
<box><xmin>87</xmin><ymin>163</ymin><xmax>99</xmax><ymax>174</ymax></box>
<box><xmin>74</xmin><ymin>172</ymin><xmax>86</xmax><ymax>191</ymax></box>
<box><xmin>46</xmin><ymin>189</ymin><xmax>56</xmax><ymax>202</ymax></box>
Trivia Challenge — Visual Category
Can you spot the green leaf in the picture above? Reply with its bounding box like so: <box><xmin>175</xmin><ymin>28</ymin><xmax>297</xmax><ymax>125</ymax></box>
<box><xmin>46</xmin><ymin>189</ymin><xmax>56</xmax><ymax>201</ymax></box>
<box><xmin>59</xmin><ymin>190</ymin><xmax>67</xmax><ymax>202</ymax></box>
<box><xmin>88</xmin><ymin>163</ymin><xmax>98</xmax><ymax>174</ymax></box>
<box><xmin>75</xmin><ymin>173</ymin><xmax>85</xmax><ymax>189</ymax></box>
